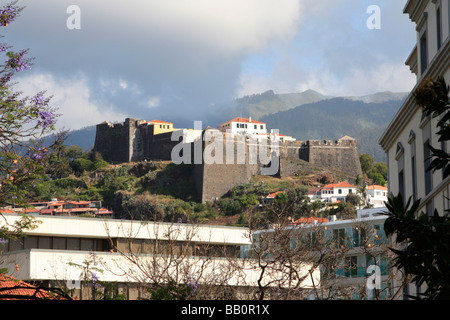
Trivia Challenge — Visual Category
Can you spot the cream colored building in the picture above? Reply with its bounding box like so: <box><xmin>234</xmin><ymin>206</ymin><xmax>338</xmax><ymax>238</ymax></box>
<box><xmin>379</xmin><ymin>0</ymin><xmax>450</xmax><ymax>299</ymax></box>
<box><xmin>147</xmin><ymin>119</ymin><xmax>176</xmax><ymax>135</ymax></box>
<box><xmin>0</xmin><ymin>214</ymin><xmax>319</xmax><ymax>300</ymax></box>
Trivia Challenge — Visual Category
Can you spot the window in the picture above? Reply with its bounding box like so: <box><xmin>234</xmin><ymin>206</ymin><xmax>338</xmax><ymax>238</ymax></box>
<box><xmin>444</xmin><ymin>186</ymin><xmax>450</xmax><ymax>212</ymax></box>
<box><xmin>260</xmin><ymin>125</ymin><xmax>263</xmax><ymax>130</ymax></box>
<box><xmin>333</xmin><ymin>229</ymin><xmax>346</xmax><ymax>246</ymax></box>
<box><xmin>426</xmin><ymin>200</ymin><xmax>434</xmax><ymax>217</ymax></box>
<box><xmin>399</xmin><ymin>170</ymin><xmax>405</xmax><ymax>202</ymax></box>
<box><xmin>437</xmin><ymin>4</ymin><xmax>442</xmax><ymax>50</ymax></box>
<box><xmin>424</xmin><ymin>140</ymin><xmax>433</xmax><ymax>195</ymax></box>
<box><xmin>345</xmin><ymin>256</ymin><xmax>358</xmax><ymax>278</ymax></box>
<box><xmin>338</xmin><ymin>189</ymin><xmax>342</xmax><ymax>194</ymax></box>
<box><xmin>412</xmin><ymin>155</ymin><xmax>417</xmax><ymax>201</ymax></box>
<box><xmin>53</xmin><ymin>238</ymin><xmax>66</xmax><ymax>250</ymax></box>
<box><xmin>397</xmin><ymin>142</ymin><xmax>405</xmax><ymax>202</ymax></box>
<box><xmin>254</xmin><ymin>125</ymin><xmax>257</xmax><ymax>129</ymax></box>
<box><xmin>419</xmin><ymin>17</ymin><xmax>428</xmax><ymax>74</ymax></box>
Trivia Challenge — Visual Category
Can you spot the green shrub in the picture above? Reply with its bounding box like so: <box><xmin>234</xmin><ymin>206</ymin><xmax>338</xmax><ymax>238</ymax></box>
<box><xmin>219</xmin><ymin>199</ymin><xmax>241</xmax><ymax>216</ymax></box>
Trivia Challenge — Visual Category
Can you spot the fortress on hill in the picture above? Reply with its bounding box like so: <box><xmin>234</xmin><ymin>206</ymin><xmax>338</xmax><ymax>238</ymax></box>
<box><xmin>93</xmin><ymin>117</ymin><xmax>363</xmax><ymax>203</ymax></box>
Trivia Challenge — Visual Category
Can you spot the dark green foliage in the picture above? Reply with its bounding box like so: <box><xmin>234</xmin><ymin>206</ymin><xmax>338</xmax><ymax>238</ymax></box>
<box><xmin>146</xmin><ymin>280</ymin><xmax>196</xmax><ymax>300</ymax></box>
<box><xmin>359</xmin><ymin>153</ymin><xmax>387</xmax><ymax>185</ymax></box>
<box><xmin>384</xmin><ymin>194</ymin><xmax>450</xmax><ymax>300</ymax></box>
<box><xmin>218</xmin><ymin>199</ymin><xmax>241</xmax><ymax>216</ymax></box>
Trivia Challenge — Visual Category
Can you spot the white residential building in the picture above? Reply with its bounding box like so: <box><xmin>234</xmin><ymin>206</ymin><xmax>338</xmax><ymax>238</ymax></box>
<box><xmin>218</xmin><ymin>117</ymin><xmax>296</xmax><ymax>143</ymax></box>
<box><xmin>379</xmin><ymin>0</ymin><xmax>450</xmax><ymax>300</ymax></box>
<box><xmin>365</xmin><ymin>185</ymin><xmax>388</xmax><ymax>208</ymax></box>
<box><xmin>309</xmin><ymin>182</ymin><xmax>358</xmax><ymax>203</ymax></box>
<box><xmin>218</xmin><ymin>117</ymin><xmax>267</xmax><ymax>137</ymax></box>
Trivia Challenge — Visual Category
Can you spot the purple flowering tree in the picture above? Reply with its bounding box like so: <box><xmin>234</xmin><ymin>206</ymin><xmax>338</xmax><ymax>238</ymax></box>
<box><xmin>0</xmin><ymin>1</ymin><xmax>59</xmax><ymax>244</ymax></box>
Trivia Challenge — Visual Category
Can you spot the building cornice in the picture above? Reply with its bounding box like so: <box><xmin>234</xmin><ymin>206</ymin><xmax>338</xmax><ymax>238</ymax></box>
<box><xmin>404</xmin><ymin>0</ymin><xmax>430</xmax><ymax>23</ymax></box>
<box><xmin>379</xmin><ymin>37</ymin><xmax>450</xmax><ymax>152</ymax></box>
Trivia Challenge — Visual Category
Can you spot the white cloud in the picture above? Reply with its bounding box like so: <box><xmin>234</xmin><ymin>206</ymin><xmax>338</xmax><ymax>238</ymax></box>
<box><xmin>119</xmin><ymin>79</ymin><xmax>128</xmax><ymax>90</ymax></box>
<box><xmin>147</xmin><ymin>97</ymin><xmax>161</xmax><ymax>108</ymax></box>
<box><xmin>85</xmin><ymin>0</ymin><xmax>303</xmax><ymax>54</ymax></box>
<box><xmin>15</xmin><ymin>73</ymin><xmax>127</xmax><ymax>130</ymax></box>
<box><xmin>237</xmin><ymin>61</ymin><xmax>416</xmax><ymax>98</ymax></box>
<box><xmin>319</xmin><ymin>63</ymin><xmax>416</xmax><ymax>96</ymax></box>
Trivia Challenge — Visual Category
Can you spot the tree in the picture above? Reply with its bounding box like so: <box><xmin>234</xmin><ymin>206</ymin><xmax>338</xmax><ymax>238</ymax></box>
<box><xmin>0</xmin><ymin>1</ymin><xmax>60</xmax><ymax>206</ymax></box>
<box><xmin>359</xmin><ymin>153</ymin><xmax>387</xmax><ymax>186</ymax></box>
<box><xmin>384</xmin><ymin>77</ymin><xmax>450</xmax><ymax>300</ymax></box>
<box><xmin>359</xmin><ymin>153</ymin><xmax>375</xmax><ymax>175</ymax></box>
<box><xmin>0</xmin><ymin>2</ymin><xmax>69</xmax><ymax>300</ymax></box>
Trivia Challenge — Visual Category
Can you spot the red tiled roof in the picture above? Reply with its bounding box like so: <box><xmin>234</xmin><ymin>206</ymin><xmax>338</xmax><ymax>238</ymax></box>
<box><xmin>0</xmin><ymin>274</ymin><xmax>67</xmax><ymax>300</ymax></box>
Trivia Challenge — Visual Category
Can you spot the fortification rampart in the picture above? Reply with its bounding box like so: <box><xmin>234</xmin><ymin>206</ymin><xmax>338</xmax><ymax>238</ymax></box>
<box><xmin>93</xmin><ymin>119</ymin><xmax>363</xmax><ymax>203</ymax></box>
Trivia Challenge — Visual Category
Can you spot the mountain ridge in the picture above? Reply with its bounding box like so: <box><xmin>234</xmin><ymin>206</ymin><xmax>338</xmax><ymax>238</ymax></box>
<box><xmin>59</xmin><ymin>89</ymin><xmax>407</xmax><ymax>163</ymax></box>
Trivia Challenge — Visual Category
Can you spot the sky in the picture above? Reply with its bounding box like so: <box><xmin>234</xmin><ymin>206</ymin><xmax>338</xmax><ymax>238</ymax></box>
<box><xmin>2</xmin><ymin>0</ymin><xmax>417</xmax><ymax>130</ymax></box>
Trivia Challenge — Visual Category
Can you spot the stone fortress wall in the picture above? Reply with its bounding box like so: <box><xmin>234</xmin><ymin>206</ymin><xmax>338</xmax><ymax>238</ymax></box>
<box><xmin>93</xmin><ymin>119</ymin><xmax>363</xmax><ymax>203</ymax></box>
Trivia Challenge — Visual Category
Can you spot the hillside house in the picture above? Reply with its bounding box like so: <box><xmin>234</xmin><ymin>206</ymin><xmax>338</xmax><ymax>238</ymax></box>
<box><xmin>365</xmin><ymin>185</ymin><xmax>388</xmax><ymax>208</ymax></box>
<box><xmin>309</xmin><ymin>182</ymin><xmax>358</xmax><ymax>203</ymax></box>
<box><xmin>218</xmin><ymin>117</ymin><xmax>267</xmax><ymax>137</ymax></box>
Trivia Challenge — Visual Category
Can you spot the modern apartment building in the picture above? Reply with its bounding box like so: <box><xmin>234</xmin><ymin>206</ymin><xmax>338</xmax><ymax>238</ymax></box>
<box><xmin>379</xmin><ymin>0</ymin><xmax>450</xmax><ymax>299</ymax></box>
<box><xmin>0</xmin><ymin>213</ymin><xmax>319</xmax><ymax>300</ymax></box>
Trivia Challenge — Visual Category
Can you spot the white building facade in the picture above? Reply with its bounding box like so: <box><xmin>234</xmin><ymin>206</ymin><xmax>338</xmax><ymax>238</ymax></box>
<box><xmin>218</xmin><ymin>117</ymin><xmax>267</xmax><ymax>137</ymax></box>
<box><xmin>379</xmin><ymin>0</ymin><xmax>450</xmax><ymax>299</ymax></box>
<box><xmin>0</xmin><ymin>214</ymin><xmax>319</xmax><ymax>300</ymax></box>
<box><xmin>365</xmin><ymin>185</ymin><xmax>388</xmax><ymax>208</ymax></box>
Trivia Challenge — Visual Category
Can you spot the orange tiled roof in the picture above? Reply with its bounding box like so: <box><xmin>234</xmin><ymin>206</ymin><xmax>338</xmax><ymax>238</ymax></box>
<box><xmin>0</xmin><ymin>274</ymin><xmax>68</xmax><ymax>300</ymax></box>
<box><xmin>366</xmin><ymin>185</ymin><xmax>388</xmax><ymax>191</ymax></box>
<box><xmin>266</xmin><ymin>191</ymin><xmax>284</xmax><ymax>198</ymax></box>
<box><xmin>0</xmin><ymin>209</ymin><xmax>16</xmax><ymax>214</ymax></box>
<box><xmin>292</xmin><ymin>217</ymin><xmax>328</xmax><ymax>224</ymax></box>
<box><xmin>322</xmin><ymin>182</ymin><xmax>356</xmax><ymax>190</ymax></box>
<box><xmin>147</xmin><ymin>119</ymin><xmax>173</xmax><ymax>124</ymax></box>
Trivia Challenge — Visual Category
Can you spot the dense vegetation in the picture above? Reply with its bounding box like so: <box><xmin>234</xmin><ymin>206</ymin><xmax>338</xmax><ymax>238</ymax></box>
<box><xmin>23</xmin><ymin>139</ymin><xmax>380</xmax><ymax>226</ymax></box>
